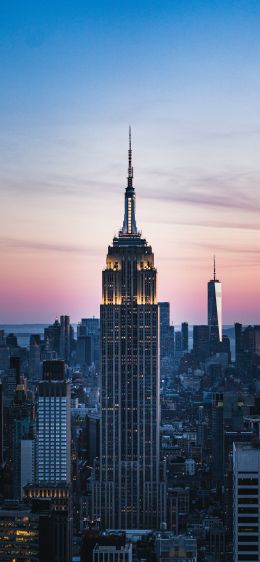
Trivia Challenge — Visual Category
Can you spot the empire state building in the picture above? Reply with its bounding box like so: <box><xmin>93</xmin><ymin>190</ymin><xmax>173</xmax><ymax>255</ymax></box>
<box><xmin>92</xmin><ymin>130</ymin><xmax>166</xmax><ymax>530</ymax></box>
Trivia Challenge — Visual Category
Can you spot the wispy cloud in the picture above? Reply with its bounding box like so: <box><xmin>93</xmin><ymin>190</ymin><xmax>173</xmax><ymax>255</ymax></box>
<box><xmin>141</xmin><ymin>170</ymin><xmax>260</xmax><ymax>214</ymax></box>
<box><xmin>0</xmin><ymin>237</ymin><xmax>102</xmax><ymax>256</ymax></box>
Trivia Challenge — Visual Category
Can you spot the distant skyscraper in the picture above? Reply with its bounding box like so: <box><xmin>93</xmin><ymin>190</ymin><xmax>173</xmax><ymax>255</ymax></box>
<box><xmin>29</xmin><ymin>335</ymin><xmax>41</xmax><ymax>382</ymax></box>
<box><xmin>7</xmin><ymin>356</ymin><xmax>20</xmax><ymax>407</ymax></box>
<box><xmin>60</xmin><ymin>315</ymin><xmax>71</xmax><ymax>363</ymax></box>
<box><xmin>181</xmin><ymin>322</ymin><xmax>189</xmax><ymax>353</ymax></box>
<box><xmin>233</xmin><ymin>442</ymin><xmax>260</xmax><ymax>562</ymax></box>
<box><xmin>36</xmin><ymin>360</ymin><xmax>71</xmax><ymax>484</ymax></box>
<box><xmin>159</xmin><ymin>302</ymin><xmax>170</xmax><ymax>359</ymax></box>
<box><xmin>193</xmin><ymin>325</ymin><xmax>210</xmax><ymax>362</ymax></box>
<box><xmin>92</xmin><ymin>129</ymin><xmax>166</xmax><ymax>529</ymax></box>
<box><xmin>77</xmin><ymin>318</ymin><xmax>100</xmax><ymax>365</ymax></box>
<box><xmin>208</xmin><ymin>257</ymin><xmax>222</xmax><ymax>353</ymax></box>
<box><xmin>175</xmin><ymin>331</ymin><xmax>182</xmax><ymax>355</ymax></box>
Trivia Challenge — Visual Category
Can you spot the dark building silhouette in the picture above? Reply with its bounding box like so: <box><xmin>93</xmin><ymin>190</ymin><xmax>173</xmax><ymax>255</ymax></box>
<box><xmin>44</xmin><ymin>316</ymin><xmax>74</xmax><ymax>363</ymax></box>
<box><xmin>235</xmin><ymin>323</ymin><xmax>260</xmax><ymax>373</ymax></box>
<box><xmin>193</xmin><ymin>325</ymin><xmax>210</xmax><ymax>362</ymax></box>
<box><xmin>76</xmin><ymin>336</ymin><xmax>94</xmax><ymax>367</ymax></box>
<box><xmin>0</xmin><ymin>504</ymin><xmax>39</xmax><ymax>561</ymax></box>
<box><xmin>42</xmin><ymin>359</ymin><xmax>65</xmax><ymax>381</ymax></box>
<box><xmin>24</xmin><ymin>484</ymin><xmax>72</xmax><ymax>562</ymax></box>
<box><xmin>181</xmin><ymin>322</ymin><xmax>189</xmax><ymax>353</ymax></box>
<box><xmin>6</xmin><ymin>334</ymin><xmax>18</xmax><ymax>348</ymax></box>
<box><xmin>77</xmin><ymin>318</ymin><xmax>100</xmax><ymax>365</ymax></box>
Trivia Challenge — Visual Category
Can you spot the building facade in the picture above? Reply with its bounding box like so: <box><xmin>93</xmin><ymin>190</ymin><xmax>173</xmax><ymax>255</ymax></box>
<box><xmin>36</xmin><ymin>360</ymin><xmax>71</xmax><ymax>484</ymax></box>
<box><xmin>92</xmin><ymin>129</ymin><xmax>166</xmax><ymax>529</ymax></box>
<box><xmin>233</xmin><ymin>442</ymin><xmax>260</xmax><ymax>562</ymax></box>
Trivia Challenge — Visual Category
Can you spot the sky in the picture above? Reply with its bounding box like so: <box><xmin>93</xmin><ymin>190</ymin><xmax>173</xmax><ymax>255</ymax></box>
<box><xmin>0</xmin><ymin>0</ymin><xmax>260</xmax><ymax>324</ymax></box>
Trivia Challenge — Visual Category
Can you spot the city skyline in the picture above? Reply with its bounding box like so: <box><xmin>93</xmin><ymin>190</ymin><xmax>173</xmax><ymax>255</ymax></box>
<box><xmin>0</xmin><ymin>1</ymin><xmax>260</xmax><ymax>324</ymax></box>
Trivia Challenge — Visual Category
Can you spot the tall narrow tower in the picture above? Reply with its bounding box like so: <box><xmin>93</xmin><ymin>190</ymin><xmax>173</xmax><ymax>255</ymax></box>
<box><xmin>92</xmin><ymin>129</ymin><xmax>166</xmax><ymax>529</ymax></box>
<box><xmin>36</xmin><ymin>360</ymin><xmax>71</xmax><ymax>484</ymax></box>
<box><xmin>208</xmin><ymin>256</ymin><xmax>222</xmax><ymax>353</ymax></box>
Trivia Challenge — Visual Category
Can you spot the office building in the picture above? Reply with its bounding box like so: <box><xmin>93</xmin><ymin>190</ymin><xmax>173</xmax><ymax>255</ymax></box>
<box><xmin>0</xmin><ymin>382</ymin><xmax>3</xmax><ymax>467</ymax></box>
<box><xmin>233</xmin><ymin>442</ymin><xmax>260</xmax><ymax>562</ymax></box>
<box><xmin>193</xmin><ymin>325</ymin><xmax>210</xmax><ymax>362</ymax></box>
<box><xmin>78</xmin><ymin>318</ymin><xmax>100</xmax><ymax>365</ymax></box>
<box><xmin>21</xmin><ymin>439</ymin><xmax>34</xmax><ymax>496</ymax></box>
<box><xmin>155</xmin><ymin>533</ymin><xmax>197</xmax><ymax>562</ymax></box>
<box><xmin>181</xmin><ymin>322</ymin><xmax>189</xmax><ymax>352</ymax></box>
<box><xmin>60</xmin><ymin>315</ymin><xmax>71</xmax><ymax>363</ymax></box>
<box><xmin>36</xmin><ymin>360</ymin><xmax>71</xmax><ymax>484</ymax></box>
<box><xmin>208</xmin><ymin>257</ymin><xmax>222</xmax><ymax>353</ymax></box>
<box><xmin>29</xmin><ymin>335</ymin><xmax>41</xmax><ymax>382</ymax></box>
<box><xmin>76</xmin><ymin>335</ymin><xmax>94</xmax><ymax>367</ymax></box>
<box><xmin>175</xmin><ymin>331</ymin><xmax>182</xmax><ymax>355</ymax></box>
<box><xmin>159</xmin><ymin>302</ymin><xmax>170</xmax><ymax>359</ymax></box>
<box><xmin>235</xmin><ymin>323</ymin><xmax>260</xmax><ymax>373</ymax></box>
<box><xmin>24</xmin><ymin>483</ymin><xmax>73</xmax><ymax>562</ymax></box>
<box><xmin>6</xmin><ymin>356</ymin><xmax>20</xmax><ymax>407</ymax></box>
<box><xmin>0</xmin><ymin>505</ymin><xmax>39</xmax><ymax>561</ymax></box>
<box><xmin>93</xmin><ymin>542</ymin><xmax>132</xmax><ymax>562</ymax></box>
<box><xmin>92</xmin><ymin>129</ymin><xmax>166</xmax><ymax>529</ymax></box>
<box><xmin>44</xmin><ymin>316</ymin><xmax>74</xmax><ymax>363</ymax></box>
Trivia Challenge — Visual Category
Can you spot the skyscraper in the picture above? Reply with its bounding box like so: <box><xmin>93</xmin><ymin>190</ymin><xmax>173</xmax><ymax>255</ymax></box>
<box><xmin>92</xmin><ymin>129</ymin><xmax>166</xmax><ymax>529</ymax></box>
<box><xmin>36</xmin><ymin>360</ymin><xmax>71</xmax><ymax>484</ymax></box>
<box><xmin>181</xmin><ymin>322</ymin><xmax>189</xmax><ymax>353</ymax></box>
<box><xmin>233</xmin><ymin>442</ymin><xmax>260</xmax><ymax>562</ymax></box>
<box><xmin>159</xmin><ymin>302</ymin><xmax>170</xmax><ymax>361</ymax></box>
<box><xmin>0</xmin><ymin>382</ymin><xmax>3</xmax><ymax>467</ymax></box>
<box><xmin>208</xmin><ymin>257</ymin><xmax>222</xmax><ymax>353</ymax></box>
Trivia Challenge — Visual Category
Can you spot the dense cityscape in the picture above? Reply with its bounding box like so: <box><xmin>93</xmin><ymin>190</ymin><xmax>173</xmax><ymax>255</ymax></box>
<box><xmin>0</xmin><ymin>135</ymin><xmax>259</xmax><ymax>562</ymax></box>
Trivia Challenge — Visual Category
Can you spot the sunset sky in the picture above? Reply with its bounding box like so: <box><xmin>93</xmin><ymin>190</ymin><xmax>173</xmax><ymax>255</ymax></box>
<box><xmin>0</xmin><ymin>0</ymin><xmax>260</xmax><ymax>324</ymax></box>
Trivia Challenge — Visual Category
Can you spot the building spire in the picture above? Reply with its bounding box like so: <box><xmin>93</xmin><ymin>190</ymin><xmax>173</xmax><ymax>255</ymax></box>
<box><xmin>121</xmin><ymin>127</ymin><xmax>137</xmax><ymax>235</ymax></box>
<box><xmin>213</xmin><ymin>255</ymin><xmax>216</xmax><ymax>281</ymax></box>
<box><xmin>128</xmin><ymin>125</ymin><xmax>133</xmax><ymax>188</ymax></box>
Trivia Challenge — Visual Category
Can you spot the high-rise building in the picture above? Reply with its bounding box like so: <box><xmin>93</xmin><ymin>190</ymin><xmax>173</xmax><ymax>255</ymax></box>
<box><xmin>24</xmin><ymin>484</ymin><xmax>73</xmax><ymax>562</ymax></box>
<box><xmin>0</xmin><ymin>382</ymin><xmax>3</xmax><ymax>467</ymax></box>
<box><xmin>235</xmin><ymin>323</ymin><xmax>260</xmax><ymax>374</ymax></box>
<box><xmin>159</xmin><ymin>302</ymin><xmax>170</xmax><ymax>359</ymax></box>
<box><xmin>193</xmin><ymin>325</ymin><xmax>210</xmax><ymax>362</ymax></box>
<box><xmin>159</xmin><ymin>303</ymin><xmax>174</xmax><ymax>380</ymax></box>
<box><xmin>76</xmin><ymin>336</ymin><xmax>94</xmax><ymax>367</ymax></box>
<box><xmin>29</xmin><ymin>335</ymin><xmax>41</xmax><ymax>382</ymax></box>
<box><xmin>44</xmin><ymin>318</ymin><xmax>61</xmax><ymax>356</ymax></box>
<box><xmin>208</xmin><ymin>257</ymin><xmax>222</xmax><ymax>353</ymax></box>
<box><xmin>233</xmin><ymin>442</ymin><xmax>260</xmax><ymax>562</ymax></box>
<box><xmin>36</xmin><ymin>360</ymin><xmax>71</xmax><ymax>484</ymax></box>
<box><xmin>175</xmin><ymin>331</ymin><xmax>182</xmax><ymax>355</ymax></box>
<box><xmin>92</xmin><ymin>129</ymin><xmax>166</xmax><ymax>529</ymax></box>
<box><xmin>60</xmin><ymin>315</ymin><xmax>71</xmax><ymax>363</ymax></box>
<box><xmin>12</xmin><ymin>385</ymin><xmax>34</xmax><ymax>499</ymax></box>
<box><xmin>78</xmin><ymin>318</ymin><xmax>100</xmax><ymax>365</ymax></box>
<box><xmin>0</xmin><ymin>505</ymin><xmax>39</xmax><ymax>561</ymax></box>
<box><xmin>181</xmin><ymin>322</ymin><xmax>189</xmax><ymax>353</ymax></box>
<box><xmin>78</xmin><ymin>317</ymin><xmax>100</xmax><ymax>337</ymax></box>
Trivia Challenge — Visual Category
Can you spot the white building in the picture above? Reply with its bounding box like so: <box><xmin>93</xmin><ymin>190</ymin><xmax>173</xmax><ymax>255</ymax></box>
<box><xmin>37</xmin><ymin>360</ymin><xmax>71</xmax><ymax>484</ymax></box>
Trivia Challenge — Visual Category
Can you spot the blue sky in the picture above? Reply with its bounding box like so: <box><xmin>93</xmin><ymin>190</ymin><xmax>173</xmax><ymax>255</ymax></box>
<box><xmin>0</xmin><ymin>0</ymin><xmax>260</xmax><ymax>323</ymax></box>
